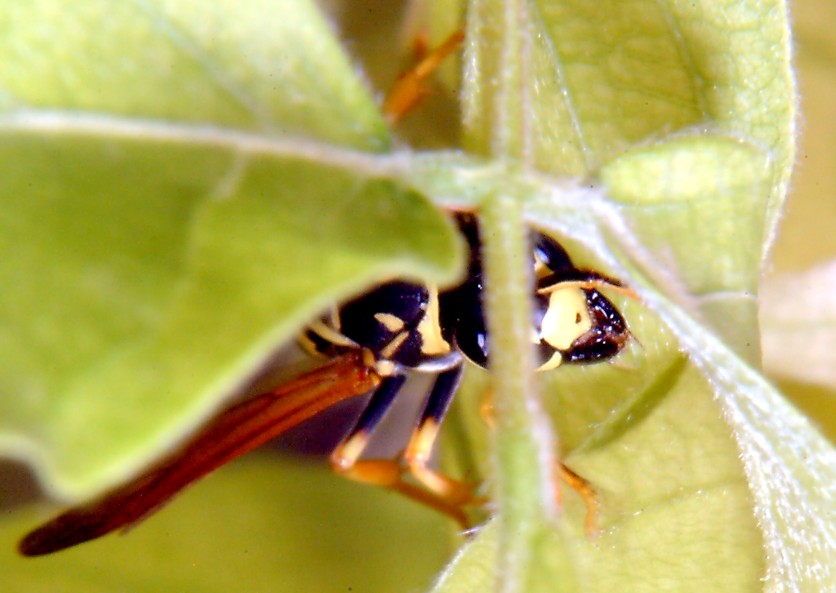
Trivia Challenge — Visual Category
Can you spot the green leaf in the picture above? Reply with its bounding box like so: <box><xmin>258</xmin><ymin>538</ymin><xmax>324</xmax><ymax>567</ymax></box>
<box><xmin>643</xmin><ymin>281</ymin><xmax>836</xmax><ymax>593</ymax></box>
<box><xmin>0</xmin><ymin>0</ymin><xmax>462</xmax><ymax>499</ymax></box>
<box><xmin>437</xmin><ymin>186</ymin><xmax>834</xmax><ymax>593</ymax></box>
<box><xmin>445</xmin><ymin>195</ymin><xmax>768</xmax><ymax>592</ymax></box>
<box><xmin>453</xmin><ymin>0</ymin><xmax>797</xmax><ymax>591</ymax></box>
<box><xmin>764</xmin><ymin>0</ymin><xmax>836</xmax><ymax>445</ymax></box>
<box><xmin>0</xmin><ymin>0</ymin><xmax>390</xmax><ymax>150</ymax></box>
<box><xmin>0</xmin><ymin>125</ymin><xmax>461</xmax><ymax>498</ymax></box>
<box><xmin>600</xmin><ymin>135</ymin><xmax>772</xmax><ymax>361</ymax></box>
<box><xmin>463</xmin><ymin>0</ymin><xmax>794</xmax><ymax>239</ymax></box>
<box><xmin>3</xmin><ymin>1</ymin><xmax>827</xmax><ymax>593</ymax></box>
<box><xmin>534</xmin><ymin>186</ymin><xmax>835</xmax><ymax>591</ymax></box>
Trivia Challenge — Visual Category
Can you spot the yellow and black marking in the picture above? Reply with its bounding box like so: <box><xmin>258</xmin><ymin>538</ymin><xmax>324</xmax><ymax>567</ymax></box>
<box><xmin>294</xmin><ymin>213</ymin><xmax>633</xmax><ymax>531</ymax></box>
<box><xmin>328</xmin><ymin>363</ymin><xmax>475</xmax><ymax>525</ymax></box>
<box><xmin>16</xmin><ymin>217</ymin><xmax>634</xmax><ymax>556</ymax></box>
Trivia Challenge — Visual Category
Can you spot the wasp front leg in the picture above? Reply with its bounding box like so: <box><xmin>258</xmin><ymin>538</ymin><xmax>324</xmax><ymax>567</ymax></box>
<box><xmin>330</xmin><ymin>369</ymin><xmax>476</xmax><ymax>528</ymax></box>
<box><xmin>402</xmin><ymin>365</ymin><xmax>484</xmax><ymax>513</ymax></box>
<box><xmin>383</xmin><ymin>30</ymin><xmax>464</xmax><ymax>124</ymax></box>
<box><xmin>556</xmin><ymin>462</ymin><xmax>600</xmax><ymax>536</ymax></box>
<box><xmin>479</xmin><ymin>389</ymin><xmax>601</xmax><ymax>535</ymax></box>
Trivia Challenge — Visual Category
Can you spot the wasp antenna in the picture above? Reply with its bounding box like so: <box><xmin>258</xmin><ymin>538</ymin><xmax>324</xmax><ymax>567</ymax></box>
<box><xmin>538</xmin><ymin>279</ymin><xmax>640</xmax><ymax>302</ymax></box>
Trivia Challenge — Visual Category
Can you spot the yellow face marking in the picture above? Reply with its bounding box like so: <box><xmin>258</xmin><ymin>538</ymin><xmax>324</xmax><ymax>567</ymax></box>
<box><xmin>536</xmin><ymin>350</ymin><xmax>564</xmax><ymax>372</ymax></box>
<box><xmin>416</xmin><ymin>286</ymin><xmax>451</xmax><ymax>356</ymax></box>
<box><xmin>374</xmin><ymin>312</ymin><xmax>406</xmax><ymax>332</ymax></box>
<box><xmin>540</xmin><ymin>287</ymin><xmax>592</xmax><ymax>351</ymax></box>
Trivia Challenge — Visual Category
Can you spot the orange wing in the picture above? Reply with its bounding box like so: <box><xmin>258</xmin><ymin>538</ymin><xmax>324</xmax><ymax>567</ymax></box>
<box><xmin>19</xmin><ymin>352</ymin><xmax>378</xmax><ymax>556</ymax></box>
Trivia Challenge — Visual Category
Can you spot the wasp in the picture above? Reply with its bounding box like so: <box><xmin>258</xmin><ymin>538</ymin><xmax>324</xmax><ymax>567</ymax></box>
<box><xmin>18</xmin><ymin>212</ymin><xmax>631</xmax><ymax>556</ymax></box>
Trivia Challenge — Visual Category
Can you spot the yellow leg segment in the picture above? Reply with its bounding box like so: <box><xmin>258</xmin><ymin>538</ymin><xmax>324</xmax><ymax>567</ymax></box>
<box><xmin>330</xmin><ymin>429</ymin><xmax>476</xmax><ymax>528</ymax></box>
<box><xmin>557</xmin><ymin>462</ymin><xmax>600</xmax><ymax>536</ymax></box>
<box><xmin>482</xmin><ymin>389</ymin><xmax>600</xmax><ymax>534</ymax></box>
<box><xmin>404</xmin><ymin>419</ymin><xmax>484</xmax><ymax>508</ymax></box>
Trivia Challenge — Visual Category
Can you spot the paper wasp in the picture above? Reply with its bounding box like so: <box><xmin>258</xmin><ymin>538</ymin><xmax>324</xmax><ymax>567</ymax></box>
<box><xmin>19</xmin><ymin>212</ymin><xmax>631</xmax><ymax>556</ymax></box>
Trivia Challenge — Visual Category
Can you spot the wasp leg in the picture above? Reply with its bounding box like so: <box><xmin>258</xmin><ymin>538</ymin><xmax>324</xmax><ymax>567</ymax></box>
<box><xmin>478</xmin><ymin>389</ymin><xmax>495</xmax><ymax>427</ymax></box>
<box><xmin>383</xmin><ymin>30</ymin><xmax>464</xmax><ymax>124</ymax></box>
<box><xmin>330</xmin><ymin>373</ymin><xmax>471</xmax><ymax>527</ymax></box>
<box><xmin>557</xmin><ymin>462</ymin><xmax>600</xmax><ymax>536</ymax></box>
<box><xmin>479</xmin><ymin>388</ymin><xmax>600</xmax><ymax>534</ymax></box>
<box><xmin>403</xmin><ymin>365</ymin><xmax>484</xmax><ymax>511</ymax></box>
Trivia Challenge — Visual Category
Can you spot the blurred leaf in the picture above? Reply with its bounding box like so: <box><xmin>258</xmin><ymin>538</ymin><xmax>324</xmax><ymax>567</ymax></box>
<box><xmin>0</xmin><ymin>0</ymin><xmax>390</xmax><ymax>150</ymax></box>
<box><xmin>761</xmin><ymin>260</ymin><xmax>836</xmax><ymax>390</ymax></box>
<box><xmin>1</xmin><ymin>1</ymin><xmax>828</xmax><ymax>593</ymax></box>
<box><xmin>763</xmin><ymin>0</ymin><xmax>836</xmax><ymax>444</ymax></box>
<box><xmin>0</xmin><ymin>456</ymin><xmax>451</xmax><ymax>593</ymax></box>
<box><xmin>768</xmin><ymin>0</ymin><xmax>836</xmax><ymax>272</ymax></box>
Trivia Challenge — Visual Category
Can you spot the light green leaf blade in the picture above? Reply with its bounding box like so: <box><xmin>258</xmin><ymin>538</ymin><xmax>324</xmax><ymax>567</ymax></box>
<box><xmin>435</xmin><ymin>178</ymin><xmax>833</xmax><ymax>592</ymax></box>
<box><xmin>434</xmin><ymin>359</ymin><xmax>768</xmax><ymax>593</ymax></box>
<box><xmin>0</xmin><ymin>0</ymin><xmax>467</xmax><ymax>499</ymax></box>
<box><xmin>463</xmin><ymin>0</ymin><xmax>794</xmax><ymax>239</ymax></box>
<box><xmin>0</xmin><ymin>122</ymin><xmax>461</xmax><ymax>498</ymax></box>
<box><xmin>431</xmin><ymin>520</ymin><xmax>499</xmax><ymax>593</ymax></box>
<box><xmin>532</xmin><ymin>189</ymin><xmax>835</xmax><ymax>593</ymax></box>
<box><xmin>0</xmin><ymin>0</ymin><xmax>389</xmax><ymax>150</ymax></box>
<box><xmin>647</xmin><ymin>286</ymin><xmax>836</xmax><ymax>593</ymax></box>
<box><xmin>443</xmin><ymin>263</ymin><xmax>765</xmax><ymax>593</ymax></box>
<box><xmin>600</xmin><ymin>135</ymin><xmax>772</xmax><ymax>360</ymax></box>
<box><xmin>456</xmin><ymin>0</ymin><xmax>795</xmax><ymax>590</ymax></box>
